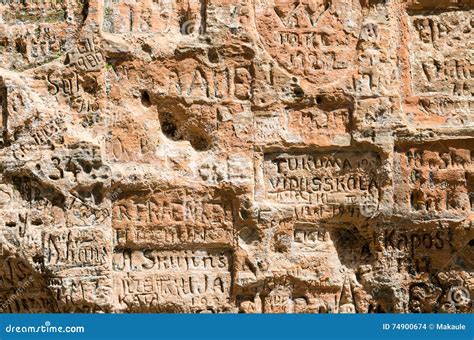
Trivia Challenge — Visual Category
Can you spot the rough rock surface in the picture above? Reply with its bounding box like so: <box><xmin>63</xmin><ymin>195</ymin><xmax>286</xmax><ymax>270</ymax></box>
<box><xmin>0</xmin><ymin>0</ymin><xmax>472</xmax><ymax>313</ymax></box>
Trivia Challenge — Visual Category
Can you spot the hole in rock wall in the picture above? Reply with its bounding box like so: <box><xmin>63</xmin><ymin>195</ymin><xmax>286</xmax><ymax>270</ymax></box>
<box><xmin>140</xmin><ymin>90</ymin><xmax>152</xmax><ymax>107</ymax></box>
<box><xmin>159</xmin><ymin>112</ymin><xmax>179</xmax><ymax>140</ymax></box>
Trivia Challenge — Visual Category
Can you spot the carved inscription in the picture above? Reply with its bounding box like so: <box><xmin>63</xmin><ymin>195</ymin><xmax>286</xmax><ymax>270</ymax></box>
<box><xmin>0</xmin><ymin>0</ymin><xmax>84</xmax><ymax>69</ymax></box>
<box><xmin>255</xmin><ymin>0</ymin><xmax>362</xmax><ymax>83</ymax></box>
<box><xmin>102</xmin><ymin>0</ymin><xmax>206</xmax><ymax>35</ymax></box>
<box><xmin>43</xmin><ymin>228</ymin><xmax>109</xmax><ymax>269</ymax></box>
<box><xmin>367</xmin><ymin>225</ymin><xmax>473</xmax><ymax>275</ymax></box>
<box><xmin>408</xmin><ymin>10</ymin><xmax>473</xmax><ymax>96</ymax></box>
<box><xmin>1</xmin><ymin>0</ymin><xmax>67</xmax><ymax>24</ymax></box>
<box><xmin>111</xmin><ymin>187</ymin><xmax>234</xmax><ymax>311</ymax></box>
<box><xmin>113</xmin><ymin>272</ymin><xmax>231</xmax><ymax>312</ymax></box>
<box><xmin>293</xmin><ymin>226</ymin><xmax>331</xmax><ymax>252</ymax></box>
<box><xmin>0</xmin><ymin>257</ymin><xmax>58</xmax><ymax>312</ymax></box>
<box><xmin>395</xmin><ymin>140</ymin><xmax>473</xmax><ymax>218</ymax></box>
<box><xmin>48</xmin><ymin>276</ymin><xmax>112</xmax><ymax>312</ymax></box>
<box><xmin>112</xmin><ymin>190</ymin><xmax>234</xmax><ymax>248</ymax></box>
<box><xmin>408</xmin><ymin>97</ymin><xmax>474</xmax><ymax>128</ymax></box>
<box><xmin>66</xmin><ymin>37</ymin><xmax>104</xmax><ymax>72</ymax></box>
<box><xmin>0</xmin><ymin>0</ymin><xmax>472</xmax><ymax>316</ymax></box>
<box><xmin>255</xmin><ymin>105</ymin><xmax>351</xmax><ymax>147</ymax></box>
<box><xmin>113</xmin><ymin>250</ymin><xmax>232</xmax><ymax>312</ymax></box>
<box><xmin>113</xmin><ymin>249</ymin><xmax>230</xmax><ymax>273</ymax></box>
<box><xmin>261</xmin><ymin>151</ymin><xmax>381</xmax><ymax>206</ymax></box>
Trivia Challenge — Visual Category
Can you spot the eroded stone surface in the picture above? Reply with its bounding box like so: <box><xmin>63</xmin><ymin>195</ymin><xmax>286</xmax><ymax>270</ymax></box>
<box><xmin>0</xmin><ymin>0</ymin><xmax>472</xmax><ymax>313</ymax></box>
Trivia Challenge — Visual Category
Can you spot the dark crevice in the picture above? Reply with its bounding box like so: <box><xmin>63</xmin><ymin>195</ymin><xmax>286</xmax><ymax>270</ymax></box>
<box><xmin>141</xmin><ymin>90</ymin><xmax>151</xmax><ymax>107</ymax></box>
<box><xmin>159</xmin><ymin>112</ymin><xmax>179</xmax><ymax>140</ymax></box>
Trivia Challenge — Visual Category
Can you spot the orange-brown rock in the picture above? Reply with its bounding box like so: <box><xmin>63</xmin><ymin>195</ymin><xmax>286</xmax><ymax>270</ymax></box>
<box><xmin>0</xmin><ymin>0</ymin><xmax>472</xmax><ymax>313</ymax></box>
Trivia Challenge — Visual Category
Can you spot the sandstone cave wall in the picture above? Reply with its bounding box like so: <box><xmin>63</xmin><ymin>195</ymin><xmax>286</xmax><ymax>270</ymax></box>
<box><xmin>0</xmin><ymin>0</ymin><xmax>472</xmax><ymax>313</ymax></box>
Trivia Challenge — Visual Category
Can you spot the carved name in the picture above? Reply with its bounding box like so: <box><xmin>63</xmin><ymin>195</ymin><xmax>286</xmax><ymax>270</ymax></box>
<box><xmin>261</xmin><ymin>151</ymin><xmax>381</xmax><ymax>204</ymax></box>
